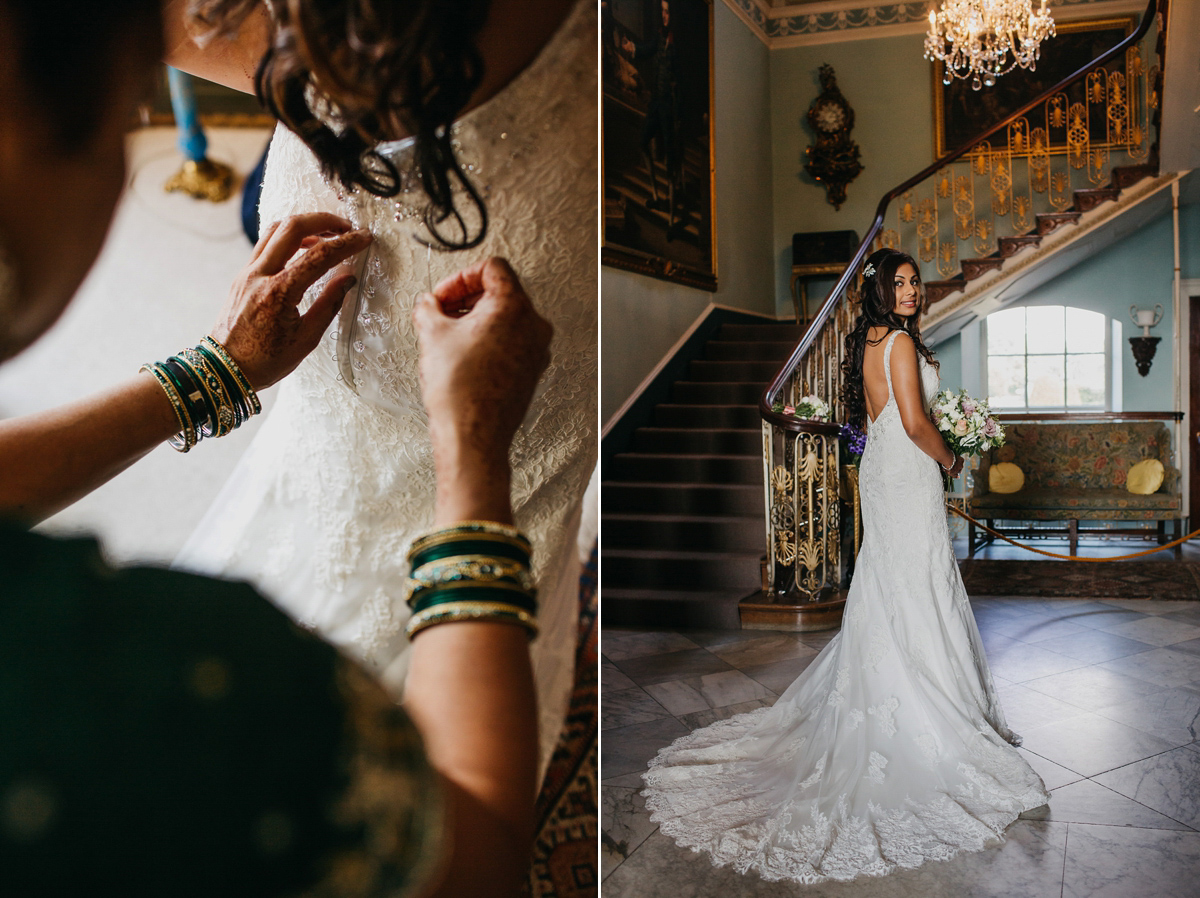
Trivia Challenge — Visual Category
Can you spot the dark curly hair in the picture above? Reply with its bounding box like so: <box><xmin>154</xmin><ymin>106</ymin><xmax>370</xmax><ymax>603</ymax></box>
<box><xmin>839</xmin><ymin>248</ymin><xmax>938</xmax><ymax>430</ymax></box>
<box><xmin>190</xmin><ymin>0</ymin><xmax>491</xmax><ymax>250</ymax></box>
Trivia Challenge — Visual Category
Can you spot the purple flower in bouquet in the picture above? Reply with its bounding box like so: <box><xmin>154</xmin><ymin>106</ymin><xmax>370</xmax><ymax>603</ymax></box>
<box><xmin>982</xmin><ymin>417</ymin><xmax>1000</xmax><ymax>439</ymax></box>
<box><xmin>840</xmin><ymin>423</ymin><xmax>867</xmax><ymax>463</ymax></box>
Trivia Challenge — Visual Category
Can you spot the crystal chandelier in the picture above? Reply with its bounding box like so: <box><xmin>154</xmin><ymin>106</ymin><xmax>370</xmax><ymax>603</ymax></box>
<box><xmin>925</xmin><ymin>0</ymin><xmax>1056</xmax><ymax>90</ymax></box>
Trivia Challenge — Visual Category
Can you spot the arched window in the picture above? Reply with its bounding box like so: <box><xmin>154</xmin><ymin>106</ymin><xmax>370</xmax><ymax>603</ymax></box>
<box><xmin>985</xmin><ymin>305</ymin><xmax>1112</xmax><ymax>410</ymax></box>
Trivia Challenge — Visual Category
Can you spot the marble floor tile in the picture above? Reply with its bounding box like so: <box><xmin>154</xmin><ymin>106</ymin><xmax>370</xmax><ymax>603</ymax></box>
<box><xmin>677</xmin><ymin>698</ymin><xmax>774</xmax><ymax>731</ymax></box>
<box><xmin>603</xmin><ymin>687</ymin><xmax>673</xmax><ymax>731</ymax></box>
<box><xmin>1016</xmin><ymin>747</ymin><xmax>1084</xmax><ymax>790</ymax></box>
<box><xmin>797</xmin><ymin>629</ymin><xmax>839</xmax><ymax>651</ymax></box>
<box><xmin>985</xmin><ymin>641</ymin><xmax>1091</xmax><ymax>683</ymax></box>
<box><xmin>1097</xmin><ymin>647</ymin><xmax>1200</xmax><ymax>688</ymax></box>
<box><xmin>1070</xmin><ymin>607</ymin><xmax>1153</xmax><ymax>631</ymax></box>
<box><xmin>1018</xmin><ymin>712</ymin><xmax>1178</xmax><ymax>777</ymax></box>
<box><xmin>676</xmin><ymin>628</ymin><xmax>764</xmax><ymax>649</ymax></box>
<box><xmin>643</xmin><ymin>669</ymin><xmax>775</xmax><ymax>716</ymax></box>
<box><xmin>973</xmin><ymin>612</ymin><xmax>1056</xmax><ymax>640</ymax></box>
<box><xmin>705</xmin><ymin>633</ymin><xmax>818</xmax><ymax>669</ymax></box>
<box><xmin>602</xmin><ymin>772</ymin><xmax>649</xmax><ymax>788</ymax></box>
<box><xmin>603</xmin><ymin>658</ymin><xmax>639</xmax><ymax>692</ymax></box>
<box><xmin>603</xmin><ymin>631</ymin><xmax>702</xmax><ymax>661</ymax></box>
<box><xmin>1164</xmin><ymin>636</ymin><xmax>1200</xmax><ymax>657</ymax></box>
<box><xmin>1100</xmin><ymin>615</ymin><xmax>1200</xmax><ymax>648</ymax></box>
<box><xmin>602</xmin><ymin>785</ymin><xmax>659</xmax><ymax>881</ymax></box>
<box><xmin>1099</xmin><ymin>599</ymin><xmax>1198</xmax><ymax>615</ymax></box>
<box><xmin>613</xmin><ymin>648</ymin><xmax>734</xmax><ymax>687</ymax></box>
<box><xmin>1093</xmin><ymin>686</ymin><xmax>1200</xmax><ymax>747</ymax></box>
<box><xmin>978</xmin><ymin>631</ymin><xmax>1022</xmax><ymax>656</ymax></box>
<box><xmin>1021</xmin><ymin>665</ymin><xmax>1165</xmax><ymax>713</ymax></box>
<box><xmin>601</xmin><ymin>717</ymin><xmax>691</xmax><ymax>779</ymax></box>
<box><xmin>603</xmin><ymin>821</ymin><xmax>1069</xmax><ymax>898</ymax></box>
<box><xmin>1025</xmin><ymin>628</ymin><xmax>1155</xmax><ymax>665</ymax></box>
<box><xmin>1062</xmin><ymin>822</ymin><xmax>1200</xmax><ymax>898</ymax></box>
<box><xmin>1005</xmin><ymin>616</ymin><xmax>1092</xmax><ymax>645</ymax></box>
<box><xmin>995</xmin><ymin>683</ymin><xmax>1091</xmax><ymax>731</ymax></box>
<box><xmin>1159</xmin><ymin>607</ymin><xmax>1200</xmax><ymax>628</ymax></box>
<box><xmin>1018</xmin><ymin>778</ymin><xmax>1192</xmax><ymax>830</ymax></box>
<box><xmin>738</xmin><ymin>654</ymin><xmax>818</xmax><ymax>694</ymax></box>
<box><xmin>1094</xmin><ymin>745</ymin><xmax>1200</xmax><ymax>830</ymax></box>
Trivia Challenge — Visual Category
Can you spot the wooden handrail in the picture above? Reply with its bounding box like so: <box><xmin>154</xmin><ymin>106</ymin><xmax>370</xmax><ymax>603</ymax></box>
<box><xmin>760</xmin><ymin>0</ymin><xmax>1163</xmax><ymax>428</ymax></box>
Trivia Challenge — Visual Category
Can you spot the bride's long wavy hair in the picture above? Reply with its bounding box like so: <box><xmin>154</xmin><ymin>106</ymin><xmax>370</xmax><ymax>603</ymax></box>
<box><xmin>839</xmin><ymin>248</ymin><xmax>938</xmax><ymax>430</ymax></box>
<box><xmin>191</xmin><ymin>0</ymin><xmax>491</xmax><ymax>250</ymax></box>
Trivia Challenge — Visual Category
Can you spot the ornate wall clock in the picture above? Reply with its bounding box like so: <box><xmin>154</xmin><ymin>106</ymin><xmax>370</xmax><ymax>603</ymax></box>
<box><xmin>804</xmin><ymin>65</ymin><xmax>863</xmax><ymax>210</ymax></box>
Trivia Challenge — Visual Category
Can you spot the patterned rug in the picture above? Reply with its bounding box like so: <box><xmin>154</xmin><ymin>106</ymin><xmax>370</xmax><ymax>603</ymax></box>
<box><xmin>527</xmin><ymin>544</ymin><xmax>598</xmax><ymax>898</ymax></box>
<box><xmin>959</xmin><ymin>559</ymin><xmax>1200</xmax><ymax>600</ymax></box>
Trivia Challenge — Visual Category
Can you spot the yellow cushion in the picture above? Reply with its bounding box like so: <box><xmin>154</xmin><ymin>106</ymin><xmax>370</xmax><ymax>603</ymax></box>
<box><xmin>1126</xmin><ymin>458</ymin><xmax>1164</xmax><ymax>495</ymax></box>
<box><xmin>989</xmin><ymin>462</ymin><xmax>1025</xmax><ymax>494</ymax></box>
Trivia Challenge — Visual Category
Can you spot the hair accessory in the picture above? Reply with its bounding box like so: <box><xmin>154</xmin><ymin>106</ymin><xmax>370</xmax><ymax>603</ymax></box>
<box><xmin>862</xmin><ymin>262</ymin><xmax>876</xmax><ymax>279</ymax></box>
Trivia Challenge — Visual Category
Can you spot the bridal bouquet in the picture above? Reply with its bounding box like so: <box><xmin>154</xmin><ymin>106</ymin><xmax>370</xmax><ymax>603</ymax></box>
<box><xmin>931</xmin><ymin>389</ymin><xmax>1004</xmax><ymax>457</ymax></box>
<box><xmin>773</xmin><ymin>394</ymin><xmax>831</xmax><ymax>422</ymax></box>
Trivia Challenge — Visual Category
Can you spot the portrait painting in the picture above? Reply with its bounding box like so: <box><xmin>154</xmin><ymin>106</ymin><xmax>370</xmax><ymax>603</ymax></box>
<box><xmin>602</xmin><ymin>0</ymin><xmax>717</xmax><ymax>290</ymax></box>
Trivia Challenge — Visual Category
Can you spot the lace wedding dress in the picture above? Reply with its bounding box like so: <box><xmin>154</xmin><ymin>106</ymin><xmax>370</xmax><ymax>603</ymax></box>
<box><xmin>642</xmin><ymin>330</ymin><xmax>1049</xmax><ymax>883</ymax></box>
<box><xmin>176</xmin><ymin>0</ymin><xmax>596</xmax><ymax>770</ymax></box>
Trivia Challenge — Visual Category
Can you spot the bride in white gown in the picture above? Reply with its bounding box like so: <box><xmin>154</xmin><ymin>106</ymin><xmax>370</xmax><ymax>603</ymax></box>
<box><xmin>171</xmin><ymin>0</ymin><xmax>596</xmax><ymax>770</ymax></box>
<box><xmin>642</xmin><ymin>249</ymin><xmax>1048</xmax><ymax>883</ymax></box>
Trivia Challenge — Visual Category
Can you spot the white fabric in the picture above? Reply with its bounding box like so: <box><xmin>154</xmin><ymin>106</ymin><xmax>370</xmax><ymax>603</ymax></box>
<box><xmin>642</xmin><ymin>330</ymin><xmax>1049</xmax><ymax>884</ymax></box>
<box><xmin>175</xmin><ymin>0</ymin><xmax>597</xmax><ymax>773</ymax></box>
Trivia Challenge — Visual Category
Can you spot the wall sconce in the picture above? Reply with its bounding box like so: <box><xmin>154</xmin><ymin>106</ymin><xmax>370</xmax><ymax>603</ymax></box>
<box><xmin>1128</xmin><ymin>304</ymin><xmax>1163</xmax><ymax>377</ymax></box>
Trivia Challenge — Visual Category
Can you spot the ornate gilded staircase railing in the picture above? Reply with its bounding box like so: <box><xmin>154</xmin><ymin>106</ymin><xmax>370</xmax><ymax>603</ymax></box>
<box><xmin>757</xmin><ymin>0</ymin><xmax>1167</xmax><ymax>622</ymax></box>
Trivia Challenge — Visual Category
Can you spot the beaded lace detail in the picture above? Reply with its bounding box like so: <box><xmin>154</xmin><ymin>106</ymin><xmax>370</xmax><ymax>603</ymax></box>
<box><xmin>176</xmin><ymin>0</ymin><xmax>596</xmax><ymax>770</ymax></box>
<box><xmin>642</xmin><ymin>331</ymin><xmax>1047</xmax><ymax>884</ymax></box>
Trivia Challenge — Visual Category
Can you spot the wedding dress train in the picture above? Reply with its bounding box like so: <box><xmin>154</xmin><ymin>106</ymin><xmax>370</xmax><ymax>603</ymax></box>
<box><xmin>642</xmin><ymin>330</ymin><xmax>1048</xmax><ymax>883</ymax></box>
<box><xmin>175</xmin><ymin>0</ymin><xmax>596</xmax><ymax>770</ymax></box>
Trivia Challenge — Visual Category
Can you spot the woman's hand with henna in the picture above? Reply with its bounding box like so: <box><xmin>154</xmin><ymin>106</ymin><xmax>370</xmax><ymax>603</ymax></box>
<box><xmin>209</xmin><ymin>212</ymin><xmax>372</xmax><ymax>389</ymax></box>
<box><xmin>412</xmin><ymin>257</ymin><xmax>552</xmax><ymax>524</ymax></box>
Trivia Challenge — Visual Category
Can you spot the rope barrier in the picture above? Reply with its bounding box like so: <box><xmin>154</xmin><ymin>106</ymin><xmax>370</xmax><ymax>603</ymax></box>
<box><xmin>945</xmin><ymin>504</ymin><xmax>1198</xmax><ymax>562</ymax></box>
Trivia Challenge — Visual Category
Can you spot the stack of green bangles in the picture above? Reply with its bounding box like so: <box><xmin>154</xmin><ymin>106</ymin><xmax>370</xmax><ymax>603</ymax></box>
<box><xmin>141</xmin><ymin>336</ymin><xmax>262</xmax><ymax>452</ymax></box>
<box><xmin>404</xmin><ymin>521</ymin><xmax>538</xmax><ymax>641</ymax></box>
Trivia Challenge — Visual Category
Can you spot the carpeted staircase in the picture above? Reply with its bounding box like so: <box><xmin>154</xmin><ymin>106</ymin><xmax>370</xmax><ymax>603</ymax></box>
<box><xmin>602</xmin><ymin>320</ymin><xmax>804</xmax><ymax>629</ymax></box>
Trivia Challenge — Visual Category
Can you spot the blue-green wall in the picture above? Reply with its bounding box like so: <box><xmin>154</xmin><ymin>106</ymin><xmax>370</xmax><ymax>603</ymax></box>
<box><xmin>769</xmin><ymin>34</ymin><xmax>933</xmax><ymax>317</ymax></box>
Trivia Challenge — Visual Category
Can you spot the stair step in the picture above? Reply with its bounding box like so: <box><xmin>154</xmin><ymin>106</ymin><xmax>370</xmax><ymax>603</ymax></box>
<box><xmin>926</xmin><ymin>279</ymin><xmax>966</xmax><ymax>304</ymax></box>
<box><xmin>602</xmin><ymin>513</ymin><xmax>765</xmax><ymax>552</ymax></box>
<box><xmin>1110</xmin><ymin>162</ymin><xmax>1157</xmax><ymax>190</ymax></box>
<box><xmin>1073</xmin><ymin>187</ymin><xmax>1120</xmax><ymax>213</ymax></box>
<box><xmin>672</xmin><ymin>380</ymin><xmax>763</xmax><ymax>404</ymax></box>
<box><xmin>632</xmin><ymin>427</ymin><xmax>760</xmax><ymax>455</ymax></box>
<box><xmin>654</xmin><ymin>403</ymin><xmax>760</xmax><ymax>429</ymax></box>
<box><xmin>607</xmin><ymin>452</ymin><xmax>762</xmax><ymax>485</ymax></box>
<box><xmin>1036</xmin><ymin>211</ymin><xmax>1081</xmax><ymax>235</ymax></box>
<box><xmin>601</xmin><ymin>588</ymin><xmax>746</xmax><ymax>629</ymax></box>
<box><xmin>688</xmin><ymin>359</ymin><xmax>779</xmax><ymax>383</ymax></box>
<box><xmin>602</xmin><ymin>548</ymin><xmax>762</xmax><ymax>590</ymax></box>
<box><xmin>998</xmin><ymin>234</ymin><xmax>1041</xmax><ymax>258</ymax></box>
<box><xmin>703</xmin><ymin>340</ymin><xmax>795</xmax><ymax>362</ymax></box>
<box><xmin>960</xmin><ymin>257</ymin><xmax>1006</xmax><ymax>280</ymax></box>
<box><xmin>717</xmin><ymin>323</ymin><xmax>805</xmax><ymax>341</ymax></box>
<box><xmin>602</xmin><ymin>481</ymin><xmax>763</xmax><ymax>515</ymax></box>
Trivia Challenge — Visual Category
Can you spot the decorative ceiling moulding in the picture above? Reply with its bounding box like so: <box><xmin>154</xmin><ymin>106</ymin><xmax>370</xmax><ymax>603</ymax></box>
<box><xmin>721</xmin><ymin>0</ymin><xmax>1146</xmax><ymax>49</ymax></box>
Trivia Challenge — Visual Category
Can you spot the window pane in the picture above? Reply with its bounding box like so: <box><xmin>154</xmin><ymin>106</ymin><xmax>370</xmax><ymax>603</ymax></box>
<box><xmin>1027</xmin><ymin>354</ymin><xmax>1065</xmax><ymax>407</ymax></box>
<box><xmin>988</xmin><ymin>355</ymin><xmax>1026</xmax><ymax>408</ymax></box>
<box><xmin>987</xmin><ymin>307</ymin><xmax>1025</xmax><ymax>355</ymax></box>
<box><xmin>1067</xmin><ymin>353</ymin><xmax>1106</xmax><ymax>407</ymax></box>
<box><xmin>1066</xmin><ymin>307</ymin><xmax>1105</xmax><ymax>353</ymax></box>
<box><xmin>1026</xmin><ymin>306</ymin><xmax>1065</xmax><ymax>354</ymax></box>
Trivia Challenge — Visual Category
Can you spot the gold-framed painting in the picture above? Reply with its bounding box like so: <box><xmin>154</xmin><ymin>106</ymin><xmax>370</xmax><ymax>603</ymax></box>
<box><xmin>932</xmin><ymin>16</ymin><xmax>1136</xmax><ymax>158</ymax></box>
<box><xmin>602</xmin><ymin>0</ymin><xmax>717</xmax><ymax>291</ymax></box>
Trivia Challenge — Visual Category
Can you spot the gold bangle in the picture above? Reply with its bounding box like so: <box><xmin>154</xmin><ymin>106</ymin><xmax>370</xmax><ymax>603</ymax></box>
<box><xmin>178</xmin><ymin>348</ymin><xmax>237</xmax><ymax>438</ymax></box>
<box><xmin>404</xmin><ymin>555</ymin><xmax>535</xmax><ymax>604</ymax></box>
<box><xmin>408</xmin><ymin>526</ymin><xmax>532</xmax><ymax>559</ymax></box>
<box><xmin>405</xmin><ymin>602</ymin><xmax>539</xmax><ymax>641</ymax></box>
<box><xmin>140</xmin><ymin>362</ymin><xmax>197</xmax><ymax>452</ymax></box>
<box><xmin>202</xmin><ymin>335</ymin><xmax>261</xmax><ymax>415</ymax></box>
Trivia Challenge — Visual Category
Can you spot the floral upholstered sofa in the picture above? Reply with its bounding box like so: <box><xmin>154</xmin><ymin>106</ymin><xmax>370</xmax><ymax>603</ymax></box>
<box><xmin>967</xmin><ymin>420</ymin><xmax>1182</xmax><ymax>557</ymax></box>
